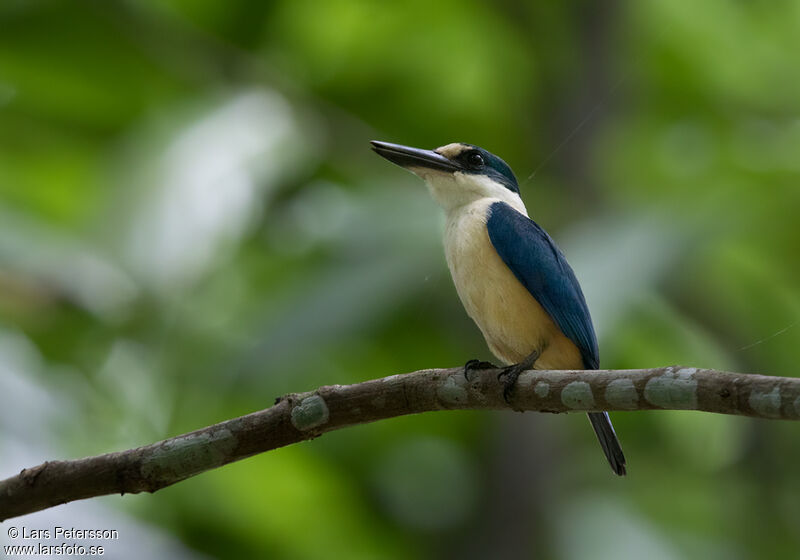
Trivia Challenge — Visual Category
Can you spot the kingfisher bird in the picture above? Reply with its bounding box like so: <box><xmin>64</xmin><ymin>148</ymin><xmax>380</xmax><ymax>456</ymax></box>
<box><xmin>371</xmin><ymin>140</ymin><xmax>626</xmax><ymax>476</ymax></box>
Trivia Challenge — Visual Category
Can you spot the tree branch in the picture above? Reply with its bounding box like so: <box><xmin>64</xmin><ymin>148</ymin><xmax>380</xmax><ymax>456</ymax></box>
<box><xmin>2</xmin><ymin>365</ymin><xmax>798</xmax><ymax>521</ymax></box>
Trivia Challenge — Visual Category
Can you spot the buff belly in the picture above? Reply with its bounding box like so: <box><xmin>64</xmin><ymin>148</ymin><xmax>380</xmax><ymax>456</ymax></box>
<box><xmin>444</xmin><ymin>200</ymin><xmax>583</xmax><ymax>369</ymax></box>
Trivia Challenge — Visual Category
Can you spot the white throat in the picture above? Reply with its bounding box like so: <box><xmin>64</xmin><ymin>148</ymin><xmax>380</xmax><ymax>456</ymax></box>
<box><xmin>412</xmin><ymin>168</ymin><xmax>528</xmax><ymax>217</ymax></box>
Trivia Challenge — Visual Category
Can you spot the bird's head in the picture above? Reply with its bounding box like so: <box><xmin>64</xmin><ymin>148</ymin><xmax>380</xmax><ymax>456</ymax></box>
<box><xmin>371</xmin><ymin>141</ymin><xmax>524</xmax><ymax>214</ymax></box>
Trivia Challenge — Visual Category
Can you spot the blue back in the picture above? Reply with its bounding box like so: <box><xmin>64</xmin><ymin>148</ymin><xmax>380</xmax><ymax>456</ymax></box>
<box><xmin>486</xmin><ymin>202</ymin><xmax>599</xmax><ymax>369</ymax></box>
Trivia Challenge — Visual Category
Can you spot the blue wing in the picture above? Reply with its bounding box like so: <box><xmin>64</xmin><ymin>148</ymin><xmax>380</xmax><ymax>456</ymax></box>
<box><xmin>487</xmin><ymin>202</ymin><xmax>626</xmax><ymax>475</ymax></box>
<box><xmin>486</xmin><ymin>201</ymin><xmax>599</xmax><ymax>370</ymax></box>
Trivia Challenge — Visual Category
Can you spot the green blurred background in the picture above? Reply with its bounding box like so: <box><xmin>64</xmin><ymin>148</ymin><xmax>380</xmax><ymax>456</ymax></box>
<box><xmin>1</xmin><ymin>1</ymin><xmax>799</xmax><ymax>558</ymax></box>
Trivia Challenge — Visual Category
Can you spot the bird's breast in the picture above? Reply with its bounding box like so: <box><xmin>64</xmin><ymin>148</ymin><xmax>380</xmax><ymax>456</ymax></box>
<box><xmin>443</xmin><ymin>200</ymin><xmax>582</xmax><ymax>369</ymax></box>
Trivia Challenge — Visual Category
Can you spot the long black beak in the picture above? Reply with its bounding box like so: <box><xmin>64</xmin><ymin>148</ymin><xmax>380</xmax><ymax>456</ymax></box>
<box><xmin>370</xmin><ymin>141</ymin><xmax>458</xmax><ymax>172</ymax></box>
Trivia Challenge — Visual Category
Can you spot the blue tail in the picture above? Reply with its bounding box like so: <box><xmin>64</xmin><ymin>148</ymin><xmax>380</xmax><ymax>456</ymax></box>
<box><xmin>587</xmin><ymin>412</ymin><xmax>626</xmax><ymax>476</ymax></box>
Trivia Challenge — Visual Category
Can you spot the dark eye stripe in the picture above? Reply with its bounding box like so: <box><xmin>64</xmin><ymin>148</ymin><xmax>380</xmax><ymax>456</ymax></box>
<box><xmin>466</xmin><ymin>152</ymin><xmax>484</xmax><ymax>167</ymax></box>
<box><xmin>456</xmin><ymin>145</ymin><xmax>519</xmax><ymax>194</ymax></box>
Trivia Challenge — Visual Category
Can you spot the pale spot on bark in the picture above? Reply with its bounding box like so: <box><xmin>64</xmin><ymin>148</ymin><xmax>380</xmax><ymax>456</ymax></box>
<box><xmin>749</xmin><ymin>386</ymin><xmax>782</xmax><ymax>418</ymax></box>
<box><xmin>291</xmin><ymin>395</ymin><xmax>330</xmax><ymax>431</ymax></box>
<box><xmin>561</xmin><ymin>381</ymin><xmax>595</xmax><ymax>409</ymax></box>
<box><xmin>644</xmin><ymin>369</ymin><xmax>698</xmax><ymax>409</ymax></box>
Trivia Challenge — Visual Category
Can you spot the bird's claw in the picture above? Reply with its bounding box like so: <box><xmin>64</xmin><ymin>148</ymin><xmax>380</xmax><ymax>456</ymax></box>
<box><xmin>463</xmin><ymin>359</ymin><xmax>498</xmax><ymax>382</ymax></box>
<box><xmin>497</xmin><ymin>350</ymin><xmax>540</xmax><ymax>406</ymax></box>
<box><xmin>497</xmin><ymin>366</ymin><xmax>521</xmax><ymax>404</ymax></box>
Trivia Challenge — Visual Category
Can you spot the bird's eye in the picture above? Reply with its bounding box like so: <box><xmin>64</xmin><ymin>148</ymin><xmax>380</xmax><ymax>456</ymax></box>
<box><xmin>466</xmin><ymin>152</ymin><xmax>484</xmax><ymax>167</ymax></box>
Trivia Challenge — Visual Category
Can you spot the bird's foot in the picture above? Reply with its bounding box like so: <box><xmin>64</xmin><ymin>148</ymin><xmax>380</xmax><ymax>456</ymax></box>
<box><xmin>463</xmin><ymin>359</ymin><xmax>498</xmax><ymax>382</ymax></box>
<box><xmin>498</xmin><ymin>350</ymin><xmax>540</xmax><ymax>406</ymax></box>
<box><xmin>497</xmin><ymin>366</ymin><xmax>521</xmax><ymax>404</ymax></box>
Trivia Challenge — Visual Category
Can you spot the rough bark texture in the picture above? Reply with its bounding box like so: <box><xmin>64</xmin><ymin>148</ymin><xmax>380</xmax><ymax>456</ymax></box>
<box><xmin>2</xmin><ymin>365</ymin><xmax>798</xmax><ymax>521</ymax></box>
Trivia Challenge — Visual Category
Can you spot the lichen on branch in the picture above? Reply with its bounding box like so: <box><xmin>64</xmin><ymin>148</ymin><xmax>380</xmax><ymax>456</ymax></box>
<box><xmin>1</xmin><ymin>365</ymin><xmax>798</xmax><ymax>521</ymax></box>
